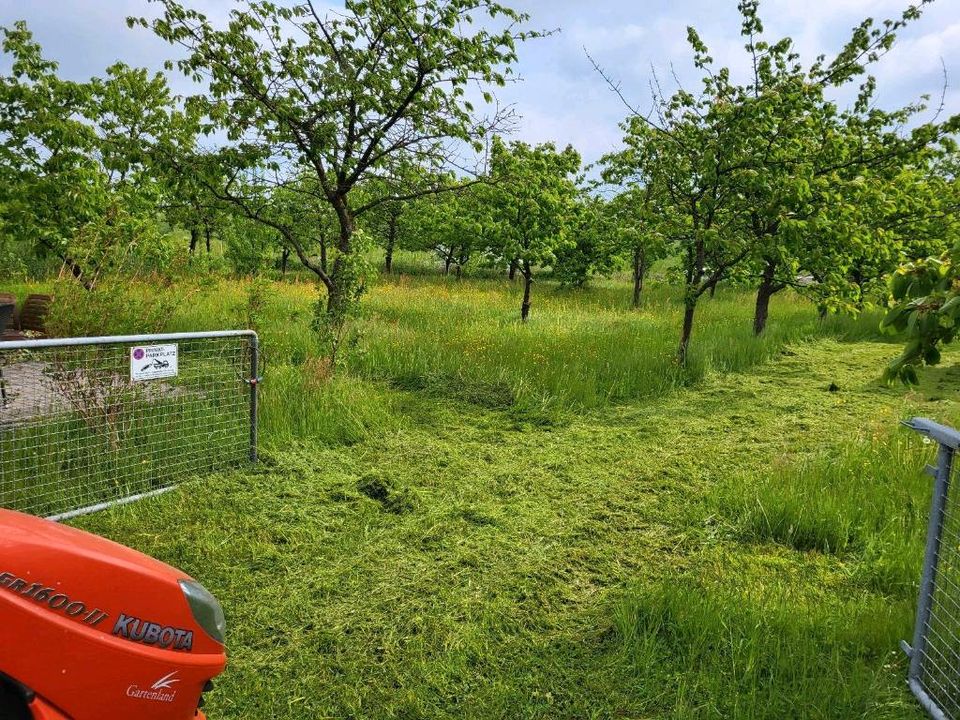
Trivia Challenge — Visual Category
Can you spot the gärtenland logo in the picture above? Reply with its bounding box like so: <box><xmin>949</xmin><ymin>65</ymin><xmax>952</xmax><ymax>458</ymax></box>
<box><xmin>126</xmin><ymin>670</ymin><xmax>180</xmax><ymax>702</ymax></box>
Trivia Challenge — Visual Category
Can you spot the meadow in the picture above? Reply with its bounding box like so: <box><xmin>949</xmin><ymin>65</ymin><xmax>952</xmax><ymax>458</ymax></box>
<box><xmin>13</xmin><ymin>260</ymin><xmax>958</xmax><ymax>718</ymax></box>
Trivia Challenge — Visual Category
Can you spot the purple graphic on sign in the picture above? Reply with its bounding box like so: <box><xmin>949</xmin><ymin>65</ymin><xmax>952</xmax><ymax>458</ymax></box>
<box><xmin>133</xmin><ymin>348</ymin><xmax>145</xmax><ymax>360</ymax></box>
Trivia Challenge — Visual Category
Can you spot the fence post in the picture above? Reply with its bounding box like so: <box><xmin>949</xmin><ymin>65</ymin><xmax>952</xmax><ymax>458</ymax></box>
<box><xmin>249</xmin><ymin>332</ymin><xmax>259</xmax><ymax>463</ymax></box>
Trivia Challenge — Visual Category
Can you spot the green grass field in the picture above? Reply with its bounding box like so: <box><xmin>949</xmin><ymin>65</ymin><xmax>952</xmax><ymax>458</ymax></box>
<box><xmin>26</xmin><ymin>267</ymin><xmax>959</xmax><ymax>718</ymax></box>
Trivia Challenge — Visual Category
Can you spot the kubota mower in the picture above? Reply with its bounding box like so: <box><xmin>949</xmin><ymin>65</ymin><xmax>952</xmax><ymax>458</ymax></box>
<box><xmin>0</xmin><ymin>508</ymin><xmax>227</xmax><ymax>719</ymax></box>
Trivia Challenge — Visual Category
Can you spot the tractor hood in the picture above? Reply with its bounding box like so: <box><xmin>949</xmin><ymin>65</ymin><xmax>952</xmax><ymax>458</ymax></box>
<box><xmin>0</xmin><ymin>508</ymin><xmax>226</xmax><ymax>720</ymax></box>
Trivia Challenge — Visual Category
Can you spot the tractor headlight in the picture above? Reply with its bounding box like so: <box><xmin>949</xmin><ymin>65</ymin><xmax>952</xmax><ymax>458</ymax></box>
<box><xmin>179</xmin><ymin>580</ymin><xmax>226</xmax><ymax>644</ymax></box>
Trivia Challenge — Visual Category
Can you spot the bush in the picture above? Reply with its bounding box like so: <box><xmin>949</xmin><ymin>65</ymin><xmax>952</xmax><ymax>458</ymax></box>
<box><xmin>223</xmin><ymin>218</ymin><xmax>277</xmax><ymax>276</ymax></box>
<box><xmin>46</xmin><ymin>278</ymin><xmax>197</xmax><ymax>337</ymax></box>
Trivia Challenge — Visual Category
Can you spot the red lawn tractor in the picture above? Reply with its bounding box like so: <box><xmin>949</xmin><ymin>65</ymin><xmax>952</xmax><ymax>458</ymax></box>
<box><xmin>0</xmin><ymin>508</ymin><xmax>227</xmax><ymax>719</ymax></box>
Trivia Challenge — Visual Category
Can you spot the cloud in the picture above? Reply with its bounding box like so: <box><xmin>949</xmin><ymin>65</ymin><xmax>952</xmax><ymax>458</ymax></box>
<box><xmin>2</xmin><ymin>0</ymin><xmax>958</xmax><ymax>166</ymax></box>
<box><xmin>567</xmin><ymin>22</ymin><xmax>647</xmax><ymax>52</ymax></box>
<box><xmin>765</xmin><ymin>0</ymin><xmax>906</xmax><ymax>23</ymax></box>
<box><xmin>877</xmin><ymin>23</ymin><xmax>960</xmax><ymax>82</ymax></box>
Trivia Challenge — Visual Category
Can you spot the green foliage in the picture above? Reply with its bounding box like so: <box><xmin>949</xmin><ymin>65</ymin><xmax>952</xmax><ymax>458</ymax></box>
<box><xmin>486</xmin><ymin>137</ymin><xmax>581</xmax><ymax>318</ymax></box>
<box><xmin>223</xmin><ymin>217</ymin><xmax>277</xmax><ymax>277</ymax></box>
<box><xmin>46</xmin><ymin>277</ymin><xmax>186</xmax><ymax>338</ymax></box>
<box><xmin>312</xmin><ymin>228</ymin><xmax>377</xmax><ymax>366</ymax></box>
<box><xmin>601</xmin><ymin>0</ymin><xmax>959</xmax><ymax>352</ymax></box>
<box><xmin>0</xmin><ymin>22</ymin><xmax>196</xmax><ymax>287</ymax></box>
<box><xmin>488</xmin><ymin>138</ymin><xmax>581</xmax><ymax>268</ymax></box>
<box><xmin>0</xmin><ymin>233</ymin><xmax>28</xmax><ymax>280</ymax></box>
<box><xmin>551</xmin><ymin>196</ymin><xmax>618</xmax><ymax>288</ymax></box>
<box><xmin>399</xmin><ymin>180</ymin><xmax>495</xmax><ymax>276</ymax></box>
<box><xmin>133</xmin><ymin>0</ymin><xmax>538</xmax><ymax>362</ymax></box>
<box><xmin>609</xmin><ymin>187</ymin><xmax>669</xmax><ymax>304</ymax></box>
<box><xmin>0</xmin><ymin>23</ymin><xmax>106</xmax><ymax>284</ymax></box>
<box><xmin>358</xmin><ymin>163</ymin><xmax>447</xmax><ymax>271</ymax></box>
<box><xmin>238</xmin><ymin>276</ymin><xmax>275</xmax><ymax>335</ymax></box>
<box><xmin>882</xmin><ymin>243</ymin><xmax>960</xmax><ymax>383</ymax></box>
<box><xmin>601</xmin><ymin>44</ymin><xmax>758</xmax><ymax>356</ymax></box>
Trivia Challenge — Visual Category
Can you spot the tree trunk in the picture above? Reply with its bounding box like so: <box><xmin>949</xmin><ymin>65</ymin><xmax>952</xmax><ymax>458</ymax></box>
<box><xmin>384</xmin><ymin>240</ymin><xmax>394</xmax><ymax>274</ymax></box>
<box><xmin>64</xmin><ymin>256</ymin><xmax>94</xmax><ymax>291</ymax></box>
<box><xmin>204</xmin><ymin>226</ymin><xmax>212</xmax><ymax>254</ymax></box>
<box><xmin>520</xmin><ymin>262</ymin><xmax>533</xmax><ymax>322</ymax></box>
<box><xmin>281</xmin><ymin>246</ymin><xmax>290</xmax><ymax>277</ymax></box>
<box><xmin>455</xmin><ymin>264</ymin><xmax>462</xmax><ymax>280</ymax></box>
<box><xmin>678</xmin><ymin>299</ymin><xmax>696</xmax><ymax>365</ymax></box>
<box><xmin>320</xmin><ymin>196</ymin><xmax>357</xmax><ymax>368</ymax></box>
<box><xmin>189</xmin><ymin>227</ymin><xmax>199</xmax><ymax>254</ymax></box>
<box><xmin>324</xmin><ymin>278</ymin><xmax>349</xmax><ymax>366</ymax></box>
<box><xmin>632</xmin><ymin>248</ymin><xmax>646</xmax><ymax>308</ymax></box>
<box><xmin>444</xmin><ymin>256</ymin><xmax>452</xmax><ymax>275</ymax></box>
<box><xmin>385</xmin><ymin>215</ymin><xmax>396</xmax><ymax>273</ymax></box>
<box><xmin>508</xmin><ymin>260</ymin><xmax>518</xmax><ymax>281</ymax></box>
<box><xmin>384</xmin><ymin>244</ymin><xmax>394</xmax><ymax>274</ymax></box>
<box><xmin>753</xmin><ymin>259</ymin><xmax>778</xmax><ymax>336</ymax></box>
<box><xmin>853</xmin><ymin>274</ymin><xmax>866</xmax><ymax>310</ymax></box>
<box><xmin>42</xmin><ymin>238</ymin><xmax>94</xmax><ymax>290</ymax></box>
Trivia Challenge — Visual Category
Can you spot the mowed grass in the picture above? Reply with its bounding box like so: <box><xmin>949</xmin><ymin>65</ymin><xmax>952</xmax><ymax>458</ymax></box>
<box><xmin>35</xmin><ymin>266</ymin><xmax>954</xmax><ymax>719</ymax></box>
<box><xmin>72</xmin><ymin>338</ymin><xmax>960</xmax><ymax>719</ymax></box>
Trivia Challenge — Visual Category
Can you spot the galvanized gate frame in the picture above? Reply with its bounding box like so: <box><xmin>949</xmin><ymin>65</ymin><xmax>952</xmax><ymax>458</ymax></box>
<box><xmin>902</xmin><ymin>417</ymin><xmax>960</xmax><ymax>720</ymax></box>
<box><xmin>0</xmin><ymin>330</ymin><xmax>259</xmax><ymax>521</ymax></box>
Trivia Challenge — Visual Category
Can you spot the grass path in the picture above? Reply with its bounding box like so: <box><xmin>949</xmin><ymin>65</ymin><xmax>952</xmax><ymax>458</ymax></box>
<box><xmin>79</xmin><ymin>338</ymin><xmax>960</xmax><ymax>719</ymax></box>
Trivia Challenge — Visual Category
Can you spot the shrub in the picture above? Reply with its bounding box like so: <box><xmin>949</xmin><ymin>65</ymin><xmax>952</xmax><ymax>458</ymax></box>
<box><xmin>46</xmin><ymin>278</ymin><xmax>195</xmax><ymax>337</ymax></box>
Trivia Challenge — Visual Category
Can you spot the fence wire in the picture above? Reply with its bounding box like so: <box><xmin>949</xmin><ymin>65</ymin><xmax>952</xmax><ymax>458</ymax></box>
<box><xmin>0</xmin><ymin>332</ymin><xmax>257</xmax><ymax>520</ymax></box>
<box><xmin>905</xmin><ymin>418</ymin><xmax>960</xmax><ymax>720</ymax></box>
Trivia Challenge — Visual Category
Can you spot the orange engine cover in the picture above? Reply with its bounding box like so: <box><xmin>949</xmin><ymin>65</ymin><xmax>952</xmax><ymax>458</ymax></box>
<box><xmin>0</xmin><ymin>508</ymin><xmax>226</xmax><ymax>719</ymax></box>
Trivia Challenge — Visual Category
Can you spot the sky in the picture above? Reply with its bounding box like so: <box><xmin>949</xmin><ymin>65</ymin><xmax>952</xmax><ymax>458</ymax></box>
<box><xmin>1</xmin><ymin>0</ymin><xmax>959</xmax><ymax>167</ymax></box>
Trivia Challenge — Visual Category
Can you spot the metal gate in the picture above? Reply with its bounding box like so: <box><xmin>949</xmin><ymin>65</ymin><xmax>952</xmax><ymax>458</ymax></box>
<box><xmin>903</xmin><ymin>417</ymin><xmax>960</xmax><ymax>720</ymax></box>
<box><xmin>0</xmin><ymin>331</ymin><xmax>259</xmax><ymax>521</ymax></box>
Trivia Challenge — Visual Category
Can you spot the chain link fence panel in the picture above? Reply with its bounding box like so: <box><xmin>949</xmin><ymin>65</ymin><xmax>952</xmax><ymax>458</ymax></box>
<box><xmin>904</xmin><ymin>417</ymin><xmax>960</xmax><ymax>720</ymax></box>
<box><xmin>0</xmin><ymin>331</ymin><xmax>258</xmax><ymax>520</ymax></box>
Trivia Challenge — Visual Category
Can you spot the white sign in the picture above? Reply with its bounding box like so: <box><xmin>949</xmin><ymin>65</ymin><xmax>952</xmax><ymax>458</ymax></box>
<box><xmin>130</xmin><ymin>344</ymin><xmax>179</xmax><ymax>382</ymax></box>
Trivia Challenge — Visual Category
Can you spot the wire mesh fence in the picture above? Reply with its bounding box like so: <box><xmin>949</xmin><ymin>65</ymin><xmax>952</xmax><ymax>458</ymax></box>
<box><xmin>0</xmin><ymin>331</ymin><xmax>258</xmax><ymax>520</ymax></box>
<box><xmin>904</xmin><ymin>417</ymin><xmax>960</xmax><ymax>720</ymax></box>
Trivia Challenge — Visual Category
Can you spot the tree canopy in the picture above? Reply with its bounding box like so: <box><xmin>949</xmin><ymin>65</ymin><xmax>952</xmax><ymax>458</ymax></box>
<box><xmin>132</xmin><ymin>0</ymin><xmax>538</xmax><ymax>360</ymax></box>
<box><xmin>600</xmin><ymin>0</ymin><xmax>960</xmax><ymax>361</ymax></box>
<box><xmin>486</xmin><ymin>137</ymin><xmax>581</xmax><ymax>320</ymax></box>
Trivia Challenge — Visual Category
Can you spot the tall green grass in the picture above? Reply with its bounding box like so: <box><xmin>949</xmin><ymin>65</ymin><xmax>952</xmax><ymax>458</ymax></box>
<box><xmin>710</xmin><ymin>414</ymin><xmax>960</xmax><ymax>599</ymax></box>
<box><xmin>31</xmin><ymin>268</ymin><xmax>882</xmax><ymax>448</ymax></box>
<box><xmin>612</xmin><ymin>575</ymin><xmax>916</xmax><ymax>719</ymax></box>
<box><xmin>8</xmin><ymin>269</ymin><xmax>886</xmax><ymax>447</ymax></box>
<box><xmin>713</xmin><ymin>433</ymin><xmax>931</xmax><ymax>555</ymax></box>
<box><xmin>352</xmin><ymin>276</ymin><xmax>882</xmax><ymax>410</ymax></box>
<box><xmin>258</xmin><ymin>371</ymin><xmax>406</xmax><ymax>446</ymax></box>
<box><xmin>166</xmin><ymin>273</ymin><xmax>885</xmax><ymax>441</ymax></box>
